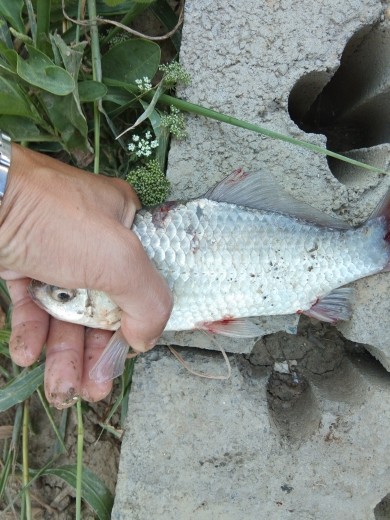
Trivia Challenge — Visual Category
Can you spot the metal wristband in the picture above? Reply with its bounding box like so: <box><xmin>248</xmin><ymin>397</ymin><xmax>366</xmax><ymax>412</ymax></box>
<box><xmin>0</xmin><ymin>131</ymin><xmax>11</xmax><ymax>204</ymax></box>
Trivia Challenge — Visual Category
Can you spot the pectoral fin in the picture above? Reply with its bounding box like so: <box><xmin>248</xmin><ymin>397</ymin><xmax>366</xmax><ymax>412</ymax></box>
<box><xmin>89</xmin><ymin>328</ymin><xmax>133</xmax><ymax>383</ymax></box>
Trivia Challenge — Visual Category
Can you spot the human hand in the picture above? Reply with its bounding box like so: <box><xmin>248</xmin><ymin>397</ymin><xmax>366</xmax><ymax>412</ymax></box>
<box><xmin>0</xmin><ymin>144</ymin><xmax>172</xmax><ymax>408</ymax></box>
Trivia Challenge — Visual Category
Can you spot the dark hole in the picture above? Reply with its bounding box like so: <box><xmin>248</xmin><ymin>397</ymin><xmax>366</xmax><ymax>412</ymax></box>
<box><xmin>288</xmin><ymin>21</ymin><xmax>390</xmax><ymax>154</ymax></box>
<box><xmin>374</xmin><ymin>492</ymin><xmax>390</xmax><ymax>520</ymax></box>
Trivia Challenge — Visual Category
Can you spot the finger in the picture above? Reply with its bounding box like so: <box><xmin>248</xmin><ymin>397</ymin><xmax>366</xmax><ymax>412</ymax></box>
<box><xmin>45</xmin><ymin>319</ymin><xmax>84</xmax><ymax>409</ymax></box>
<box><xmin>109</xmin><ymin>177</ymin><xmax>142</xmax><ymax>221</ymax></box>
<box><xmin>79</xmin><ymin>328</ymin><xmax>113</xmax><ymax>402</ymax></box>
<box><xmin>7</xmin><ymin>278</ymin><xmax>49</xmax><ymax>366</ymax></box>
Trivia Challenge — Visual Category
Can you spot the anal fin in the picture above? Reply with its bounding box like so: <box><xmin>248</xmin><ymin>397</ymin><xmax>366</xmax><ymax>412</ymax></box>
<box><xmin>301</xmin><ymin>287</ymin><xmax>353</xmax><ymax>323</ymax></box>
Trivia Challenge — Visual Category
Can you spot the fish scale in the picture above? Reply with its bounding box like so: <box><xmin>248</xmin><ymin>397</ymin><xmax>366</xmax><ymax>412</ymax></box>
<box><xmin>133</xmin><ymin>198</ymin><xmax>389</xmax><ymax>332</ymax></box>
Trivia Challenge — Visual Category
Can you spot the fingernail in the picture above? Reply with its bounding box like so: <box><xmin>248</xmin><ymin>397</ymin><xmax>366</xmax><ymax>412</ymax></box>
<box><xmin>147</xmin><ymin>336</ymin><xmax>161</xmax><ymax>350</ymax></box>
<box><xmin>131</xmin><ymin>337</ymin><xmax>160</xmax><ymax>353</ymax></box>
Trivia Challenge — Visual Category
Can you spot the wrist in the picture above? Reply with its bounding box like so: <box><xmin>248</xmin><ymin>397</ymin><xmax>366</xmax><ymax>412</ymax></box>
<box><xmin>0</xmin><ymin>131</ymin><xmax>11</xmax><ymax>204</ymax></box>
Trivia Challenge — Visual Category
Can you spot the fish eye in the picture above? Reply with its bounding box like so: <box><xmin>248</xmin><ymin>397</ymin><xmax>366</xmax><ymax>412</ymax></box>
<box><xmin>49</xmin><ymin>287</ymin><xmax>77</xmax><ymax>303</ymax></box>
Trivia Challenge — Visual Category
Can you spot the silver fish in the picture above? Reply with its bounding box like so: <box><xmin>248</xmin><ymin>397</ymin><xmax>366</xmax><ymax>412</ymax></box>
<box><xmin>29</xmin><ymin>169</ymin><xmax>390</xmax><ymax>382</ymax></box>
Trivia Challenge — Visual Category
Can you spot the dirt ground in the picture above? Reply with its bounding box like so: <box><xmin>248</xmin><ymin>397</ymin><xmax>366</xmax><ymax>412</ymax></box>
<box><xmin>0</xmin><ymin>372</ymin><xmax>123</xmax><ymax>519</ymax></box>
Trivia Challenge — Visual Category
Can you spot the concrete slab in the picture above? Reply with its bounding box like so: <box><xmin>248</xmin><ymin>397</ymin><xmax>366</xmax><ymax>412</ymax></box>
<box><xmin>112</xmin><ymin>339</ymin><xmax>390</xmax><ymax>519</ymax></box>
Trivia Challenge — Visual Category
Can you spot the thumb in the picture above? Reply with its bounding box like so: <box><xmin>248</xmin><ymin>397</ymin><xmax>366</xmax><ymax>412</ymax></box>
<box><xmin>104</xmin><ymin>227</ymin><xmax>173</xmax><ymax>352</ymax></box>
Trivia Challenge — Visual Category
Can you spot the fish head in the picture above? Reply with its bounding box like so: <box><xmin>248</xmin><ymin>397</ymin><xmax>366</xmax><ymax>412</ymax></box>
<box><xmin>28</xmin><ymin>281</ymin><xmax>121</xmax><ymax>330</ymax></box>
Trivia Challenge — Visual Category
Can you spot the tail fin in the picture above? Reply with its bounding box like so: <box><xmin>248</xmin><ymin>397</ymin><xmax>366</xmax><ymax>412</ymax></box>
<box><xmin>371</xmin><ymin>188</ymin><xmax>390</xmax><ymax>272</ymax></box>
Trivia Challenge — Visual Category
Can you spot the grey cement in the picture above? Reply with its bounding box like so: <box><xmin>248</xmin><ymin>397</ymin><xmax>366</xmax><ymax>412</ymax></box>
<box><xmin>113</xmin><ymin>340</ymin><xmax>390</xmax><ymax>520</ymax></box>
<box><xmin>113</xmin><ymin>0</ymin><xmax>390</xmax><ymax>518</ymax></box>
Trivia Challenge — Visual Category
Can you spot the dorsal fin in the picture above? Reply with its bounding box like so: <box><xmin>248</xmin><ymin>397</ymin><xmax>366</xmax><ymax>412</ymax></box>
<box><xmin>204</xmin><ymin>169</ymin><xmax>350</xmax><ymax>229</ymax></box>
<box><xmin>370</xmin><ymin>187</ymin><xmax>390</xmax><ymax>220</ymax></box>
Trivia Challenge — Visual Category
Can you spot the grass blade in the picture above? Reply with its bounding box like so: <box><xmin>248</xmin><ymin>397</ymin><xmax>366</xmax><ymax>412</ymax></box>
<box><xmin>0</xmin><ymin>403</ymin><xmax>23</xmax><ymax>501</ymax></box>
<box><xmin>100</xmin><ymin>357</ymin><xmax>136</xmax><ymax>431</ymax></box>
<box><xmin>87</xmin><ymin>0</ymin><xmax>102</xmax><ymax>174</ymax></box>
<box><xmin>150</xmin><ymin>0</ymin><xmax>182</xmax><ymax>51</ymax></box>
<box><xmin>120</xmin><ymin>357</ymin><xmax>136</xmax><ymax>427</ymax></box>
<box><xmin>159</xmin><ymin>93</ymin><xmax>389</xmax><ymax>176</ymax></box>
<box><xmin>22</xmin><ymin>400</ymin><xmax>32</xmax><ymax>519</ymax></box>
<box><xmin>0</xmin><ymin>328</ymin><xmax>11</xmax><ymax>343</ymax></box>
<box><xmin>0</xmin><ymin>364</ymin><xmax>44</xmax><ymax>413</ymax></box>
<box><xmin>36</xmin><ymin>387</ymin><xmax>67</xmax><ymax>454</ymax></box>
<box><xmin>0</xmin><ymin>278</ymin><xmax>11</xmax><ymax>310</ymax></box>
<box><xmin>75</xmin><ymin>399</ymin><xmax>84</xmax><ymax>520</ymax></box>
<box><xmin>39</xmin><ymin>465</ymin><xmax>114</xmax><ymax>520</ymax></box>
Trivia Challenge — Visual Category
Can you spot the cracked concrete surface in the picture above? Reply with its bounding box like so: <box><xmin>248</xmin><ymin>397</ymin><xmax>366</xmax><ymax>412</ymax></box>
<box><xmin>113</xmin><ymin>0</ymin><xmax>390</xmax><ymax>518</ymax></box>
<box><xmin>113</xmin><ymin>337</ymin><xmax>390</xmax><ymax>519</ymax></box>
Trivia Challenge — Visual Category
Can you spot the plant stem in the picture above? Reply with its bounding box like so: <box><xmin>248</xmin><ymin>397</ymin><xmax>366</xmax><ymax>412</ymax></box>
<box><xmin>87</xmin><ymin>0</ymin><xmax>101</xmax><ymax>174</ymax></box>
<box><xmin>159</xmin><ymin>93</ymin><xmax>388</xmax><ymax>176</ymax></box>
<box><xmin>36</xmin><ymin>0</ymin><xmax>51</xmax><ymax>53</ymax></box>
<box><xmin>75</xmin><ymin>0</ymin><xmax>83</xmax><ymax>44</ymax></box>
<box><xmin>117</xmin><ymin>82</ymin><xmax>388</xmax><ymax>176</ymax></box>
<box><xmin>75</xmin><ymin>399</ymin><xmax>84</xmax><ymax>520</ymax></box>
<box><xmin>24</xmin><ymin>0</ymin><xmax>37</xmax><ymax>43</ymax></box>
<box><xmin>22</xmin><ymin>400</ymin><xmax>32</xmax><ymax>520</ymax></box>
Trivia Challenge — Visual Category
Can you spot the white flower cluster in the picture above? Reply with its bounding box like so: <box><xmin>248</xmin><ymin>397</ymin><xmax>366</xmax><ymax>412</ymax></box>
<box><xmin>128</xmin><ymin>130</ymin><xmax>158</xmax><ymax>157</ymax></box>
<box><xmin>135</xmin><ymin>76</ymin><xmax>152</xmax><ymax>92</ymax></box>
<box><xmin>160</xmin><ymin>106</ymin><xmax>187</xmax><ymax>139</ymax></box>
<box><xmin>159</xmin><ymin>62</ymin><xmax>191</xmax><ymax>87</ymax></box>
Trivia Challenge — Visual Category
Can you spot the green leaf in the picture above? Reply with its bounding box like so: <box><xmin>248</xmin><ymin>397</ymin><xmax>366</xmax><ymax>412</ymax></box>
<box><xmin>0</xmin><ymin>41</ymin><xmax>18</xmax><ymax>72</ymax></box>
<box><xmin>78</xmin><ymin>80</ymin><xmax>107</xmax><ymax>102</ymax></box>
<box><xmin>0</xmin><ymin>364</ymin><xmax>45</xmax><ymax>412</ymax></box>
<box><xmin>39</xmin><ymin>465</ymin><xmax>114</xmax><ymax>520</ymax></box>
<box><xmin>102</xmin><ymin>0</ymin><xmax>128</xmax><ymax>5</ymax></box>
<box><xmin>42</xmin><ymin>34</ymin><xmax>92</xmax><ymax>161</ymax></box>
<box><xmin>97</xmin><ymin>0</ymin><xmax>154</xmax><ymax>15</ymax></box>
<box><xmin>0</xmin><ymin>0</ymin><xmax>24</xmax><ymax>33</ymax></box>
<box><xmin>150</xmin><ymin>0</ymin><xmax>182</xmax><ymax>51</ymax></box>
<box><xmin>49</xmin><ymin>34</ymin><xmax>86</xmax><ymax>76</ymax></box>
<box><xmin>102</xmin><ymin>85</ymin><xmax>138</xmax><ymax>120</ymax></box>
<box><xmin>0</xmin><ymin>18</ymin><xmax>13</xmax><ymax>48</ymax></box>
<box><xmin>0</xmin><ymin>115</ymin><xmax>52</xmax><ymax>141</ymax></box>
<box><xmin>0</xmin><ymin>76</ymin><xmax>42</xmax><ymax>120</ymax></box>
<box><xmin>124</xmin><ymin>82</ymin><xmax>165</xmax><ymax>133</ymax></box>
<box><xmin>102</xmin><ymin>39</ymin><xmax>161</xmax><ymax>84</ymax></box>
<box><xmin>17</xmin><ymin>44</ymin><xmax>75</xmax><ymax>95</ymax></box>
<box><xmin>38</xmin><ymin>90</ymin><xmax>93</xmax><ymax>164</ymax></box>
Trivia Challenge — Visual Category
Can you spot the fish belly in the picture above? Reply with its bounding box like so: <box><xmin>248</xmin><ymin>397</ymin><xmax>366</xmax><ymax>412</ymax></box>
<box><xmin>133</xmin><ymin>199</ymin><xmax>389</xmax><ymax>331</ymax></box>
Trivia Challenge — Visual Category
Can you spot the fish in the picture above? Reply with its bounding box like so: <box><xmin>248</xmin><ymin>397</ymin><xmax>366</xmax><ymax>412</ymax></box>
<box><xmin>29</xmin><ymin>169</ymin><xmax>390</xmax><ymax>382</ymax></box>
